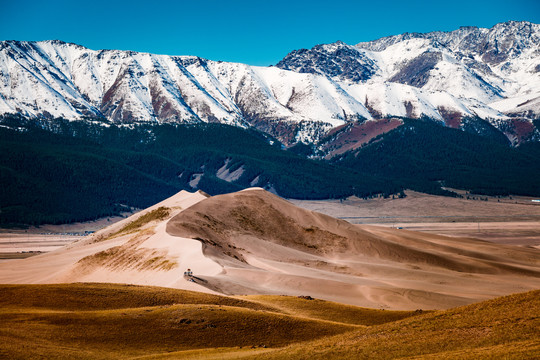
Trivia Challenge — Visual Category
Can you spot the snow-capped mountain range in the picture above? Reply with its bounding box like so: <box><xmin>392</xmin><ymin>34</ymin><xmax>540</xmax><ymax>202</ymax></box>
<box><xmin>1</xmin><ymin>21</ymin><xmax>539</xmax><ymax>145</ymax></box>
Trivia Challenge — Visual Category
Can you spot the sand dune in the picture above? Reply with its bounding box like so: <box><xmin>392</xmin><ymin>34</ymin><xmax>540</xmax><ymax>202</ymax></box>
<box><xmin>0</xmin><ymin>189</ymin><xmax>220</xmax><ymax>294</ymax></box>
<box><xmin>1</xmin><ymin>188</ymin><xmax>539</xmax><ymax>310</ymax></box>
<box><xmin>167</xmin><ymin>188</ymin><xmax>540</xmax><ymax>309</ymax></box>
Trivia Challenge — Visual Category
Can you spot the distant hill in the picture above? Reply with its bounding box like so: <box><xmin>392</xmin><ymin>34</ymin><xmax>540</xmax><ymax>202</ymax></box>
<box><xmin>0</xmin><ymin>117</ymin><xmax>391</xmax><ymax>226</ymax></box>
<box><xmin>334</xmin><ymin>119</ymin><xmax>540</xmax><ymax>196</ymax></box>
<box><xmin>255</xmin><ymin>289</ymin><xmax>540</xmax><ymax>359</ymax></box>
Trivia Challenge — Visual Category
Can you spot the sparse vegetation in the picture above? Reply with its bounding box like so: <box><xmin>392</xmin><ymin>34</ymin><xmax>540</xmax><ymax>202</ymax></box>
<box><xmin>112</xmin><ymin>207</ymin><xmax>171</xmax><ymax>236</ymax></box>
<box><xmin>79</xmin><ymin>228</ymin><xmax>178</xmax><ymax>271</ymax></box>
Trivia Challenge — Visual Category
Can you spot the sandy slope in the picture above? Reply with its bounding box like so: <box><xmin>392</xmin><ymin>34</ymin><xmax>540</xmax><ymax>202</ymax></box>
<box><xmin>0</xmin><ymin>190</ymin><xmax>221</xmax><ymax>295</ymax></box>
<box><xmin>1</xmin><ymin>188</ymin><xmax>539</xmax><ymax>310</ymax></box>
<box><xmin>166</xmin><ymin>188</ymin><xmax>540</xmax><ymax>309</ymax></box>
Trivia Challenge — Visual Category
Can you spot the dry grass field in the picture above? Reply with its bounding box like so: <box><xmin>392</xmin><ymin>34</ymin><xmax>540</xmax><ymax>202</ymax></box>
<box><xmin>241</xmin><ymin>295</ymin><xmax>421</xmax><ymax>326</ymax></box>
<box><xmin>250</xmin><ymin>290</ymin><xmax>540</xmax><ymax>360</ymax></box>
<box><xmin>0</xmin><ymin>283</ymin><xmax>420</xmax><ymax>359</ymax></box>
<box><xmin>0</xmin><ymin>283</ymin><xmax>537</xmax><ymax>359</ymax></box>
<box><xmin>291</xmin><ymin>190</ymin><xmax>540</xmax><ymax>223</ymax></box>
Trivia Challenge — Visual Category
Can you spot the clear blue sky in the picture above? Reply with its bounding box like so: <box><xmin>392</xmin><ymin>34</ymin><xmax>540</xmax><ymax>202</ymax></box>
<box><xmin>2</xmin><ymin>0</ymin><xmax>539</xmax><ymax>65</ymax></box>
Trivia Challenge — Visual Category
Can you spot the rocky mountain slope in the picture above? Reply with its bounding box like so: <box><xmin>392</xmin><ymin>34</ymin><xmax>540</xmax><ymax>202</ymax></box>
<box><xmin>1</xmin><ymin>21</ymin><xmax>539</xmax><ymax>145</ymax></box>
<box><xmin>0</xmin><ymin>40</ymin><xmax>366</xmax><ymax>144</ymax></box>
<box><xmin>277</xmin><ymin>21</ymin><xmax>540</xmax><ymax>145</ymax></box>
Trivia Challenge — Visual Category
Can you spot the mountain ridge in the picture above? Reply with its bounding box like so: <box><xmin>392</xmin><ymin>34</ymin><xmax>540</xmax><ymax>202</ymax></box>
<box><xmin>1</xmin><ymin>20</ymin><xmax>539</xmax><ymax>146</ymax></box>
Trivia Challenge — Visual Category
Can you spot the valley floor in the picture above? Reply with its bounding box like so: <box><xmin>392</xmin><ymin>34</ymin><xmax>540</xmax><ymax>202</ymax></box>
<box><xmin>0</xmin><ymin>213</ymin><xmax>134</xmax><ymax>260</ymax></box>
<box><xmin>291</xmin><ymin>190</ymin><xmax>540</xmax><ymax>247</ymax></box>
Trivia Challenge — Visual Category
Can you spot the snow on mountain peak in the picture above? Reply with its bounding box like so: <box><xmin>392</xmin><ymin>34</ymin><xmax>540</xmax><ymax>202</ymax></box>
<box><xmin>0</xmin><ymin>21</ymin><xmax>539</xmax><ymax>145</ymax></box>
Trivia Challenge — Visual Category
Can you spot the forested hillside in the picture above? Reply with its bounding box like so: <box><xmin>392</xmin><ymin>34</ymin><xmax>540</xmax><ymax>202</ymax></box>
<box><xmin>336</xmin><ymin>119</ymin><xmax>540</xmax><ymax>196</ymax></box>
<box><xmin>2</xmin><ymin>115</ymin><xmax>539</xmax><ymax>227</ymax></box>
<box><xmin>0</xmin><ymin>116</ymin><xmax>392</xmax><ymax>227</ymax></box>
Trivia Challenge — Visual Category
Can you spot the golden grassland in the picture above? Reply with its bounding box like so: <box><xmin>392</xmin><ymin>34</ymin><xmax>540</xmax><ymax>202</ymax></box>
<box><xmin>0</xmin><ymin>283</ymin><xmax>538</xmax><ymax>359</ymax></box>
<box><xmin>0</xmin><ymin>283</ymin><xmax>373</xmax><ymax>359</ymax></box>
<box><xmin>250</xmin><ymin>290</ymin><xmax>540</xmax><ymax>360</ymax></box>
<box><xmin>241</xmin><ymin>295</ymin><xmax>423</xmax><ymax>326</ymax></box>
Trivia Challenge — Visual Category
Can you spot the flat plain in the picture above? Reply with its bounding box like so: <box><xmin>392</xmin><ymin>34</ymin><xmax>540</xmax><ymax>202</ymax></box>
<box><xmin>291</xmin><ymin>190</ymin><xmax>540</xmax><ymax>247</ymax></box>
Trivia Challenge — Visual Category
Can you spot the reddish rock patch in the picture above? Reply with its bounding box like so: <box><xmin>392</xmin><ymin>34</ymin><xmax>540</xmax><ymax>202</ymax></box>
<box><xmin>504</xmin><ymin>118</ymin><xmax>536</xmax><ymax>145</ymax></box>
<box><xmin>320</xmin><ymin>119</ymin><xmax>403</xmax><ymax>158</ymax></box>
<box><xmin>438</xmin><ymin>107</ymin><xmax>463</xmax><ymax>129</ymax></box>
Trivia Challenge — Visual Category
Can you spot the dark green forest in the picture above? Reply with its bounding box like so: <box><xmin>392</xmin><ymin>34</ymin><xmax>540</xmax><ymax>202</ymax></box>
<box><xmin>0</xmin><ymin>116</ymin><xmax>393</xmax><ymax>227</ymax></box>
<box><xmin>1</xmin><ymin>115</ymin><xmax>539</xmax><ymax>227</ymax></box>
<box><xmin>336</xmin><ymin>119</ymin><xmax>540</xmax><ymax>197</ymax></box>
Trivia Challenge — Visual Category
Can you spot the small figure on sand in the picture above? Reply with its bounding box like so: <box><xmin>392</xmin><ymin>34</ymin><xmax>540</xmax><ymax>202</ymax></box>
<box><xmin>184</xmin><ymin>268</ymin><xmax>195</xmax><ymax>282</ymax></box>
